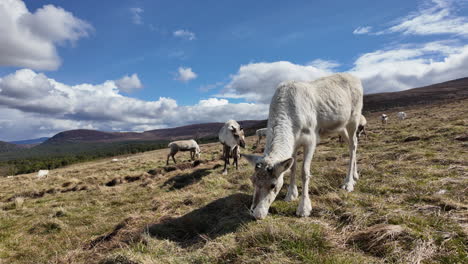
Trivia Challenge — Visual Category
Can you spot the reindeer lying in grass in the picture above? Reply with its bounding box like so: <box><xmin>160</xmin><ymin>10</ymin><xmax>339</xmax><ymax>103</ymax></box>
<box><xmin>243</xmin><ymin>73</ymin><xmax>363</xmax><ymax>220</ymax></box>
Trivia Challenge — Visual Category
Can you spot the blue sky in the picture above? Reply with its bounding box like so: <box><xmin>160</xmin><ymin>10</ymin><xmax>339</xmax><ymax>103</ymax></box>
<box><xmin>1</xmin><ymin>0</ymin><xmax>468</xmax><ymax>140</ymax></box>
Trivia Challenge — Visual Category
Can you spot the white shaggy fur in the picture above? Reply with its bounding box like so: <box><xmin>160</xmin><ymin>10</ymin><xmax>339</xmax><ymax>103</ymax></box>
<box><xmin>218</xmin><ymin>120</ymin><xmax>246</xmax><ymax>175</ymax></box>
<box><xmin>397</xmin><ymin>112</ymin><xmax>407</xmax><ymax>120</ymax></box>
<box><xmin>381</xmin><ymin>114</ymin><xmax>388</xmax><ymax>124</ymax></box>
<box><xmin>166</xmin><ymin>139</ymin><xmax>200</xmax><ymax>165</ymax></box>
<box><xmin>255</xmin><ymin>128</ymin><xmax>268</xmax><ymax>146</ymax></box>
<box><xmin>243</xmin><ymin>73</ymin><xmax>363</xmax><ymax>220</ymax></box>
<box><xmin>37</xmin><ymin>170</ymin><xmax>49</xmax><ymax>179</ymax></box>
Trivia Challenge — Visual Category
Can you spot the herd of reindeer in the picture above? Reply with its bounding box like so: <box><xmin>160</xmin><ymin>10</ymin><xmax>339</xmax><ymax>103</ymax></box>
<box><xmin>165</xmin><ymin>73</ymin><xmax>407</xmax><ymax>220</ymax></box>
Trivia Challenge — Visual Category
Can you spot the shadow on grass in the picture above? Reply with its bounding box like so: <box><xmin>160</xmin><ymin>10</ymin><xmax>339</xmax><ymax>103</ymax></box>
<box><xmin>146</xmin><ymin>193</ymin><xmax>253</xmax><ymax>247</ymax></box>
<box><xmin>162</xmin><ymin>168</ymin><xmax>211</xmax><ymax>190</ymax></box>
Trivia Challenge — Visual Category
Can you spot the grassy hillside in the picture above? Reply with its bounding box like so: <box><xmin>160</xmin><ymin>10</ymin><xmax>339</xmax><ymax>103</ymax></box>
<box><xmin>0</xmin><ymin>122</ymin><xmax>262</xmax><ymax>177</ymax></box>
<box><xmin>0</xmin><ymin>140</ymin><xmax>170</xmax><ymax>176</ymax></box>
<box><xmin>0</xmin><ymin>99</ymin><xmax>466</xmax><ymax>264</ymax></box>
<box><xmin>0</xmin><ymin>141</ymin><xmax>23</xmax><ymax>153</ymax></box>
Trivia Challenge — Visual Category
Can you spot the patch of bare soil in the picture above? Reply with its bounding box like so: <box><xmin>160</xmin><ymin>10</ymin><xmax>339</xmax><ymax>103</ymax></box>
<box><xmin>5</xmin><ymin>181</ymin><xmax>91</xmax><ymax>202</ymax></box>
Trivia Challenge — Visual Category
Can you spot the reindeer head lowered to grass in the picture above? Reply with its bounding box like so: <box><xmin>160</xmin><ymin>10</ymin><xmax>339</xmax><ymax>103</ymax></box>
<box><xmin>242</xmin><ymin>154</ymin><xmax>293</xmax><ymax>219</ymax></box>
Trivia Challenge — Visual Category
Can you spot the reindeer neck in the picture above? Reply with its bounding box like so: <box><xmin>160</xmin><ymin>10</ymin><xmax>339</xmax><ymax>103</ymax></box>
<box><xmin>264</xmin><ymin>120</ymin><xmax>295</xmax><ymax>163</ymax></box>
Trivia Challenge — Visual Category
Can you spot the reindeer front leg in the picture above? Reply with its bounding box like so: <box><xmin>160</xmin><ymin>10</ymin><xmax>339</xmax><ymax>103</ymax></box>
<box><xmin>285</xmin><ymin>149</ymin><xmax>299</xmax><ymax>201</ymax></box>
<box><xmin>297</xmin><ymin>140</ymin><xmax>315</xmax><ymax>217</ymax></box>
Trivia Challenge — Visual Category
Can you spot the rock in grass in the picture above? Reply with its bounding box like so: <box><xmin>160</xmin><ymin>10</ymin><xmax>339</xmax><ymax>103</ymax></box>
<box><xmin>403</xmin><ymin>136</ymin><xmax>421</xmax><ymax>142</ymax></box>
<box><xmin>105</xmin><ymin>178</ymin><xmax>122</xmax><ymax>187</ymax></box>
<box><xmin>454</xmin><ymin>135</ymin><xmax>468</xmax><ymax>141</ymax></box>
<box><xmin>147</xmin><ymin>168</ymin><xmax>162</xmax><ymax>175</ymax></box>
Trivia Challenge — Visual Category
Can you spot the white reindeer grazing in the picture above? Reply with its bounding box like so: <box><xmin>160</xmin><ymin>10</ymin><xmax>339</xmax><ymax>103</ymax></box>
<box><xmin>381</xmin><ymin>114</ymin><xmax>388</xmax><ymax>124</ymax></box>
<box><xmin>255</xmin><ymin>128</ymin><xmax>268</xmax><ymax>146</ymax></box>
<box><xmin>166</xmin><ymin>139</ymin><xmax>200</xmax><ymax>165</ymax></box>
<box><xmin>218</xmin><ymin>120</ymin><xmax>246</xmax><ymax>175</ymax></box>
<box><xmin>243</xmin><ymin>73</ymin><xmax>363</xmax><ymax>220</ymax></box>
<box><xmin>37</xmin><ymin>170</ymin><xmax>49</xmax><ymax>179</ymax></box>
<box><xmin>397</xmin><ymin>112</ymin><xmax>407</xmax><ymax>120</ymax></box>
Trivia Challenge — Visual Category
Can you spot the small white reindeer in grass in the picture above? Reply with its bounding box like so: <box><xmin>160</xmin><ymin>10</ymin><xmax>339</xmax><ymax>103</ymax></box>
<box><xmin>397</xmin><ymin>112</ymin><xmax>407</xmax><ymax>120</ymax></box>
<box><xmin>242</xmin><ymin>73</ymin><xmax>363</xmax><ymax>220</ymax></box>
<box><xmin>381</xmin><ymin>114</ymin><xmax>388</xmax><ymax>124</ymax></box>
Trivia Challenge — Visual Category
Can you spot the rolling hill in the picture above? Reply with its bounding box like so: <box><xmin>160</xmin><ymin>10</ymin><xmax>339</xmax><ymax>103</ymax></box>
<box><xmin>41</xmin><ymin>76</ymin><xmax>468</xmax><ymax>145</ymax></box>
<box><xmin>44</xmin><ymin>120</ymin><xmax>267</xmax><ymax>144</ymax></box>
<box><xmin>363</xmin><ymin>76</ymin><xmax>468</xmax><ymax>112</ymax></box>
<box><xmin>0</xmin><ymin>141</ymin><xmax>24</xmax><ymax>153</ymax></box>
<box><xmin>9</xmin><ymin>137</ymin><xmax>49</xmax><ymax>145</ymax></box>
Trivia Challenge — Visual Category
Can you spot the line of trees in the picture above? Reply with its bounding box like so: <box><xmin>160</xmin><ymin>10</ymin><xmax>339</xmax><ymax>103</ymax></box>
<box><xmin>0</xmin><ymin>140</ymin><xmax>169</xmax><ymax>176</ymax></box>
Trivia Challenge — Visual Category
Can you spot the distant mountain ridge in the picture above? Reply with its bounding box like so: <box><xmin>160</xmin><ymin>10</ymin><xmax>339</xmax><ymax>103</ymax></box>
<box><xmin>9</xmin><ymin>137</ymin><xmax>49</xmax><ymax>145</ymax></box>
<box><xmin>0</xmin><ymin>141</ymin><xmax>24</xmax><ymax>153</ymax></box>
<box><xmin>13</xmin><ymin>77</ymin><xmax>468</xmax><ymax>146</ymax></box>
<box><xmin>363</xmin><ymin>77</ymin><xmax>468</xmax><ymax>112</ymax></box>
<box><xmin>44</xmin><ymin>120</ymin><xmax>267</xmax><ymax>145</ymax></box>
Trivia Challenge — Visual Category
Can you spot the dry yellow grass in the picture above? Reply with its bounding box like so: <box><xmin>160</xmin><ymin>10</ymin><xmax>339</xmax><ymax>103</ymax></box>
<box><xmin>0</xmin><ymin>99</ymin><xmax>467</xmax><ymax>264</ymax></box>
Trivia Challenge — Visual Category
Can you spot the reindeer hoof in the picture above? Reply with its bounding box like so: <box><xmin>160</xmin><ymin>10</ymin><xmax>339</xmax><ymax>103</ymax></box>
<box><xmin>353</xmin><ymin>173</ymin><xmax>360</xmax><ymax>180</ymax></box>
<box><xmin>296</xmin><ymin>199</ymin><xmax>312</xmax><ymax>217</ymax></box>
<box><xmin>222</xmin><ymin>170</ymin><xmax>228</xmax><ymax>175</ymax></box>
<box><xmin>341</xmin><ymin>183</ymin><xmax>354</xmax><ymax>192</ymax></box>
<box><xmin>285</xmin><ymin>187</ymin><xmax>299</xmax><ymax>202</ymax></box>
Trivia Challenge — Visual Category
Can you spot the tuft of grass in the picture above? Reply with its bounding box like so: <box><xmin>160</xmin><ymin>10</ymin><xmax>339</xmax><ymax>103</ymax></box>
<box><xmin>14</xmin><ymin>196</ymin><xmax>24</xmax><ymax>209</ymax></box>
<box><xmin>28</xmin><ymin>219</ymin><xmax>64</xmax><ymax>234</ymax></box>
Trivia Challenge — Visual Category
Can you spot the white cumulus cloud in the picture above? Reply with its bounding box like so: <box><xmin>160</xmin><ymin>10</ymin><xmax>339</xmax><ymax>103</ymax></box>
<box><xmin>308</xmin><ymin>59</ymin><xmax>341</xmax><ymax>71</ymax></box>
<box><xmin>351</xmin><ymin>41</ymin><xmax>468</xmax><ymax>93</ymax></box>
<box><xmin>218</xmin><ymin>61</ymin><xmax>332</xmax><ymax>103</ymax></box>
<box><xmin>115</xmin><ymin>74</ymin><xmax>143</xmax><ymax>93</ymax></box>
<box><xmin>173</xmin><ymin>29</ymin><xmax>196</xmax><ymax>40</ymax></box>
<box><xmin>0</xmin><ymin>69</ymin><xmax>269</xmax><ymax>141</ymax></box>
<box><xmin>175</xmin><ymin>67</ymin><xmax>197</xmax><ymax>82</ymax></box>
<box><xmin>217</xmin><ymin>40</ymin><xmax>468</xmax><ymax>102</ymax></box>
<box><xmin>197</xmin><ymin>98</ymin><xmax>229</xmax><ymax>107</ymax></box>
<box><xmin>130</xmin><ymin>7</ymin><xmax>143</xmax><ymax>24</ymax></box>
<box><xmin>0</xmin><ymin>0</ymin><xmax>92</xmax><ymax>70</ymax></box>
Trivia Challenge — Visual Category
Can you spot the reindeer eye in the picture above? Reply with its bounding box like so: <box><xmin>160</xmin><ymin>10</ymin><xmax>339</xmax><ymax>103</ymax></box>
<box><xmin>255</xmin><ymin>163</ymin><xmax>262</xmax><ymax>170</ymax></box>
<box><xmin>267</xmin><ymin>167</ymin><xmax>273</xmax><ymax>173</ymax></box>
<box><xmin>270</xmin><ymin>184</ymin><xmax>276</xmax><ymax>190</ymax></box>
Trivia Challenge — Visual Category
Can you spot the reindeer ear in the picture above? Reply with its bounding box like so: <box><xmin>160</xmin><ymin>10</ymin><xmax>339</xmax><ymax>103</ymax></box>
<box><xmin>241</xmin><ymin>154</ymin><xmax>262</xmax><ymax>166</ymax></box>
<box><xmin>275</xmin><ymin>157</ymin><xmax>294</xmax><ymax>174</ymax></box>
